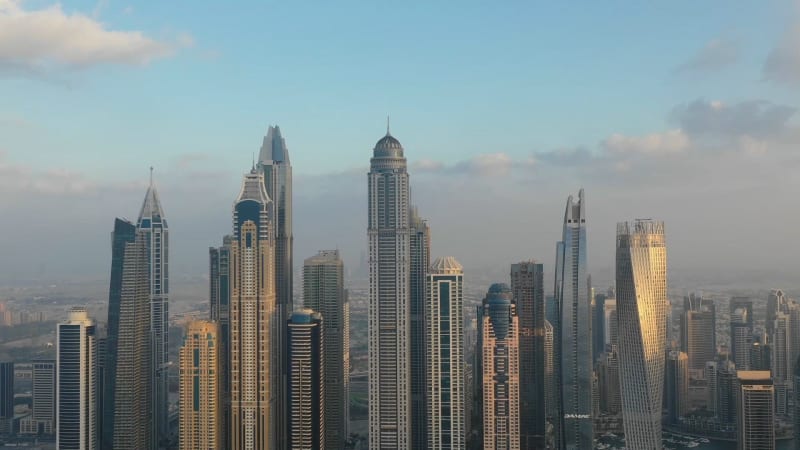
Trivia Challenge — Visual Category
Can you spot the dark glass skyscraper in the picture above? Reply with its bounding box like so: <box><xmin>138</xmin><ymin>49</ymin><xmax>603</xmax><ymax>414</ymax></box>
<box><xmin>553</xmin><ymin>189</ymin><xmax>593</xmax><ymax>450</ymax></box>
<box><xmin>209</xmin><ymin>235</ymin><xmax>232</xmax><ymax>449</ymax></box>
<box><xmin>0</xmin><ymin>362</ymin><xmax>13</xmax><ymax>433</ymax></box>
<box><xmin>137</xmin><ymin>173</ymin><xmax>169</xmax><ymax>449</ymax></box>
<box><xmin>258</xmin><ymin>125</ymin><xmax>292</xmax><ymax>450</ymax></box>
<box><xmin>287</xmin><ymin>310</ymin><xmax>325</xmax><ymax>450</ymax></box>
<box><xmin>103</xmin><ymin>218</ymin><xmax>151</xmax><ymax>449</ymax></box>
<box><xmin>511</xmin><ymin>261</ymin><xmax>546</xmax><ymax>449</ymax></box>
<box><xmin>410</xmin><ymin>206</ymin><xmax>430</xmax><ymax>450</ymax></box>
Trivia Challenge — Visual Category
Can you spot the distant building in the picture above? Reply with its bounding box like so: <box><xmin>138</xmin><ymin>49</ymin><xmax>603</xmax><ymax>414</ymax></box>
<box><xmin>616</xmin><ymin>220</ymin><xmax>668</xmax><ymax>450</ymax></box>
<box><xmin>137</xmin><ymin>172</ymin><xmax>170</xmax><ymax>449</ymax></box>
<box><xmin>767</xmin><ymin>289</ymin><xmax>786</xmax><ymax>337</ymax></box>
<box><xmin>410</xmin><ymin>207</ymin><xmax>431</xmax><ymax>450</ymax></box>
<box><xmin>258</xmin><ymin>125</ymin><xmax>293</xmax><ymax>450</ymax></box>
<box><xmin>208</xmin><ymin>235</ymin><xmax>232</xmax><ymax>449</ymax></box>
<box><xmin>287</xmin><ymin>309</ymin><xmax>324</xmax><ymax>450</ymax></box>
<box><xmin>553</xmin><ymin>190</ymin><xmax>592</xmax><ymax>450</ymax></box>
<box><xmin>603</xmin><ymin>300</ymin><xmax>618</xmax><ymax>350</ymax></box>
<box><xmin>19</xmin><ymin>360</ymin><xmax>55</xmax><ymax>436</ymax></box>
<box><xmin>179</xmin><ymin>320</ymin><xmax>221</xmax><ymax>450</ymax></box>
<box><xmin>426</xmin><ymin>257</ymin><xmax>465</xmax><ymax>450</ymax></box>
<box><xmin>0</xmin><ymin>362</ymin><xmax>13</xmax><ymax>434</ymax></box>
<box><xmin>57</xmin><ymin>307</ymin><xmax>98</xmax><ymax>450</ymax></box>
<box><xmin>681</xmin><ymin>294</ymin><xmax>716</xmax><ymax>371</ymax></box>
<box><xmin>704</xmin><ymin>361</ymin><xmax>718</xmax><ymax>415</ymax></box>
<box><xmin>730</xmin><ymin>308</ymin><xmax>752</xmax><ymax>371</ymax></box>
<box><xmin>303</xmin><ymin>249</ymin><xmax>350</xmax><ymax>449</ymax></box>
<box><xmin>749</xmin><ymin>336</ymin><xmax>771</xmax><ymax>371</ymax></box>
<box><xmin>737</xmin><ymin>371</ymin><xmax>774</xmax><ymax>450</ymax></box>
<box><xmin>102</xmin><ymin>218</ymin><xmax>151</xmax><ymax>450</ymax></box>
<box><xmin>793</xmin><ymin>357</ymin><xmax>800</xmax><ymax>450</ymax></box>
<box><xmin>480</xmin><ymin>284</ymin><xmax>520</xmax><ymax>450</ymax></box>
<box><xmin>598</xmin><ymin>348</ymin><xmax>621</xmax><ymax>415</ymax></box>
<box><xmin>716</xmin><ymin>359</ymin><xmax>737</xmax><ymax>426</ymax></box>
<box><xmin>511</xmin><ymin>261</ymin><xmax>545</xmax><ymax>449</ymax></box>
<box><xmin>665</xmin><ymin>350</ymin><xmax>689</xmax><ymax>424</ymax></box>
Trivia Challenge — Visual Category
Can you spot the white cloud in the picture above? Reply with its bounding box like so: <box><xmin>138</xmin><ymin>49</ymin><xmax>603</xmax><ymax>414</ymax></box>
<box><xmin>411</xmin><ymin>159</ymin><xmax>444</xmax><ymax>172</ymax></box>
<box><xmin>452</xmin><ymin>152</ymin><xmax>513</xmax><ymax>177</ymax></box>
<box><xmin>602</xmin><ymin>129</ymin><xmax>690</xmax><ymax>155</ymax></box>
<box><xmin>0</xmin><ymin>0</ymin><xmax>189</xmax><ymax>72</ymax></box>
<box><xmin>763</xmin><ymin>23</ymin><xmax>800</xmax><ymax>85</ymax></box>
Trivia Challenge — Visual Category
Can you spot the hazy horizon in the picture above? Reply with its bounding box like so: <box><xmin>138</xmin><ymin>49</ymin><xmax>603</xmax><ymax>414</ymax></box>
<box><xmin>1</xmin><ymin>1</ymin><xmax>799</xmax><ymax>287</ymax></box>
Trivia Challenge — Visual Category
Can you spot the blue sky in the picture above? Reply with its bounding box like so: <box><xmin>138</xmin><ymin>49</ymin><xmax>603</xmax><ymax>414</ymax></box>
<box><xmin>2</xmin><ymin>0</ymin><xmax>800</xmax><ymax>283</ymax></box>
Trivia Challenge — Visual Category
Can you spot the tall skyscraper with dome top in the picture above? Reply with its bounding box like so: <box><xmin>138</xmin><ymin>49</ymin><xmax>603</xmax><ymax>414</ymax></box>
<box><xmin>368</xmin><ymin>124</ymin><xmax>412</xmax><ymax>449</ymax></box>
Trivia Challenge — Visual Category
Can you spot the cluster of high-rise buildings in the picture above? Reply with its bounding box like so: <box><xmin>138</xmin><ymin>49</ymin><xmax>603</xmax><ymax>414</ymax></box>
<box><xmin>2</xmin><ymin>124</ymin><xmax>799</xmax><ymax>450</ymax></box>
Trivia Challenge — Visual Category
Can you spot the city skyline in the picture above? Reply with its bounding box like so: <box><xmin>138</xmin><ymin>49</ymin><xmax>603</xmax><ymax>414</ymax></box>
<box><xmin>2</xmin><ymin>2</ymin><xmax>800</xmax><ymax>284</ymax></box>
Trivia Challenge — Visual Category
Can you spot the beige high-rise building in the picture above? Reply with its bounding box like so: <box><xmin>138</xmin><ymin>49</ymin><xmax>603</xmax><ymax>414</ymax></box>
<box><xmin>737</xmin><ymin>371</ymin><xmax>775</xmax><ymax>450</ymax></box>
<box><xmin>616</xmin><ymin>220</ymin><xmax>668</xmax><ymax>450</ymax></box>
<box><xmin>179</xmin><ymin>320</ymin><xmax>222</xmax><ymax>450</ymax></box>
<box><xmin>480</xmin><ymin>283</ymin><xmax>520</xmax><ymax>450</ymax></box>
<box><xmin>230</xmin><ymin>170</ymin><xmax>275</xmax><ymax>450</ymax></box>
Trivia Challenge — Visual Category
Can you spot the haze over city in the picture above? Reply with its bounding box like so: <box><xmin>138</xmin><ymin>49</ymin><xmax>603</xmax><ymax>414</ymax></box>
<box><xmin>1</xmin><ymin>0</ymin><xmax>799</xmax><ymax>285</ymax></box>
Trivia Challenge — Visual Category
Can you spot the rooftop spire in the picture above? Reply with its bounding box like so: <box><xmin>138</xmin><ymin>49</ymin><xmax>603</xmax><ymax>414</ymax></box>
<box><xmin>149</xmin><ymin>166</ymin><xmax>154</xmax><ymax>186</ymax></box>
<box><xmin>386</xmin><ymin>115</ymin><xmax>391</xmax><ymax>136</ymax></box>
<box><xmin>138</xmin><ymin>167</ymin><xmax>166</xmax><ymax>225</ymax></box>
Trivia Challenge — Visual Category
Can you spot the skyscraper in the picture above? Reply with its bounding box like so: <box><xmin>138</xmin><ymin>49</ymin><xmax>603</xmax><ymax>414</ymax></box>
<box><xmin>737</xmin><ymin>371</ymin><xmax>775</xmax><ymax>450</ymax></box>
<box><xmin>287</xmin><ymin>309</ymin><xmax>324</xmax><ymax>450</ymax></box>
<box><xmin>20</xmin><ymin>360</ymin><xmax>56</xmax><ymax>436</ymax></box>
<box><xmin>553</xmin><ymin>189</ymin><xmax>592</xmax><ymax>450</ymax></box>
<box><xmin>103</xmin><ymin>219</ymin><xmax>151</xmax><ymax>450</ymax></box>
<box><xmin>303</xmin><ymin>250</ymin><xmax>350</xmax><ymax>450</ymax></box>
<box><xmin>794</xmin><ymin>357</ymin><xmax>800</xmax><ymax>450</ymax></box>
<box><xmin>593</xmin><ymin>292</ymin><xmax>608</xmax><ymax>362</ymax></box>
<box><xmin>730</xmin><ymin>307</ymin><xmax>752</xmax><ymax>370</ymax></box>
<box><xmin>57</xmin><ymin>307</ymin><xmax>98</xmax><ymax>450</ymax></box>
<box><xmin>716</xmin><ymin>359</ymin><xmax>737</xmax><ymax>427</ymax></box>
<box><xmin>681</xmin><ymin>294</ymin><xmax>716</xmax><ymax>371</ymax></box>
<box><xmin>603</xmin><ymin>300</ymin><xmax>618</xmax><ymax>350</ymax></box>
<box><xmin>704</xmin><ymin>361</ymin><xmax>718</xmax><ymax>415</ymax></box>
<box><xmin>229</xmin><ymin>169</ymin><xmax>275</xmax><ymax>450</ymax></box>
<box><xmin>137</xmin><ymin>172</ymin><xmax>170</xmax><ymax>449</ymax></box>
<box><xmin>258</xmin><ymin>125</ymin><xmax>293</xmax><ymax>450</ymax></box>
<box><xmin>750</xmin><ymin>336</ymin><xmax>771</xmax><ymax>371</ymax></box>
<box><xmin>410</xmin><ymin>207</ymin><xmax>431</xmax><ymax>450</ymax></box>
<box><xmin>511</xmin><ymin>261</ymin><xmax>546</xmax><ymax>449</ymax></box>
<box><xmin>597</xmin><ymin>348</ymin><xmax>621</xmax><ymax>415</ymax></box>
<box><xmin>767</xmin><ymin>289</ymin><xmax>786</xmax><ymax>337</ymax></box>
<box><xmin>368</xmin><ymin>126</ymin><xmax>412</xmax><ymax>449</ymax></box>
<box><xmin>480</xmin><ymin>284</ymin><xmax>520</xmax><ymax>450</ymax></box>
<box><xmin>426</xmin><ymin>257</ymin><xmax>465</xmax><ymax>450</ymax></box>
<box><xmin>179</xmin><ymin>320</ymin><xmax>222</xmax><ymax>450</ymax></box>
<box><xmin>544</xmin><ymin>319</ymin><xmax>556</xmax><ymax>446</ymax></box>
<box><xmin>772</xmin><ymin>311</ymin><xmax>792</xmax><ymax>416</ymax></box>
<box><xmin>616</xmin><ymin>220</ymin><xmax>668</xmax><ymax>450</ymax></box>
<box><xmin>0</xmin><ymin>362</ymin><xmax>13</xmax><ymax>434</ymax></box>
<box><xmin>209</xmin><ymin>235</ymin><xmax>232</xmax><ymax>449</ymax></box>
<box><xmin>665</xmin><ymin>350</ymin><xmax>689</xmax><ymax>424</ymax></box>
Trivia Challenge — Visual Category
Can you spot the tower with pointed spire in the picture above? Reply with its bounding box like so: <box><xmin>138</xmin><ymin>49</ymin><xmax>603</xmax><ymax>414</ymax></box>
<box><xmin>136</xmin><ymin>169</ymin><xmax>169</xmax><ymax>450</ymax></box>
<box><xmin>257</xmin><ymin>125</ymin><xmax>292</xmax><ymax>449</ymax></box>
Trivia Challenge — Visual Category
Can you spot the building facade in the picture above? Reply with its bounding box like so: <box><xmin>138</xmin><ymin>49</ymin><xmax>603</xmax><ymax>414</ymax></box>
<box><xmin>57</xmin><ymin>307</ymin><xmax>98</xmax><ymax>450</ymax></box>
<box><xmin>616</xmin><ymin>220</ymin><xmax>668</xmax><ymax>450</ymax></box>
<box><xmin>287</xmin><ymin>310</ymin><xmax>325</xmax><ymax>450</ymax></box>
<box><xmin>0</xmin><ymin>362</ymin><xmax>13</xmax><ymax>434</ymax></box>
<box><xmin>665</xmin><ymin>350</ymin><xmax>689</xmax><ymax>424</ymax></box>
<box><xmin>229</xmin><ymin>170</ymin><xmax>275</xmax><ymax>450</ymax></box>
<box><xmin>103</xmin><ymin>219</ymin><xmax>152</xmax><ymax>450</ymax></box>
<box><xmin>179</xmin><ymin>320</ymin><xmax>222</xmax><ymax>450</ymax></box>
<box><xmin>553</xmin><ymin>189</ymin><xmax>592</xmax><ymax>450</ymax></box>
<box><xmin>511</xmin><ymin>261</ymin><xmax>546</xmax><ymax>449</ymax></box>
<box><xmin>426</xmin><ymin>257</ymin><xmax>465</xmax><ymax>450</ymax></box>
<box><xmin>258</xmin><ymin>125</ymin><xmax>293</xmax><ymax>450</ymax></box>
<box><xmin>681</xmin><ymin>294</ymin><xmax>716</xmax><ymax>372</ymax></box>
<box><xmin>368</xmin><ymin>127</ymin><xmax>412</xmax><ymax>449</ymax></box>
<box><xmin>480</xmin><ymin>283</ymin><xmax>520</xmax><ymax>450</ymax></box>
<box><xmin>410</xmin><ymin>207</ymin><xmax>431</xmax><ymax>450</ymax></box>
<box><xmin>20</xmin><ymin>361</ymin><xmax>56</xmax><ymax>436</ymax></box>
<box><xmin>137</xmin><ymin>173</ymin><xmax>170</xmax><ymax>449</ymax></box>
<box><xmin>209</xmin><ymin>235</ymin><xmax>232</xmax><ymax>449</ymax></box>
<box><xmin>303</xmin><ymin>249</ymin><xmax>350</xmax><ymax>449</ymax></box>
<box><xmin>737</xmin><ymin>371</ymin><xmax>775</xmax><ymax>450</ymax></box>
<box><xmin>731</xmin><ymin>308</ymin><xmax>752</xmax><ymax>371</ymax></box>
